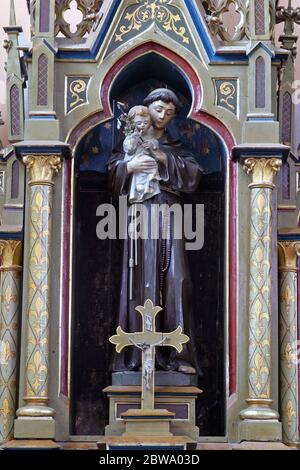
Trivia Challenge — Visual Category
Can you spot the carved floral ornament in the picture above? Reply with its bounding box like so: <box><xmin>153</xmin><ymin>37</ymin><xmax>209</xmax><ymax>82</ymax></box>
<box><xmin>27</xmin><ymin>0</ymin><xmax>250</xmax><ymax>43</ymax></box>
<box><xmin>203</xmin><ymin>0</ymin><xmax>276</xmax><ymax>42</ymax></box>
<box><xmin>29</xmin><ymin>0</ymin><xmax>103</xmax><ymax>39</ymax></box>
<box><xmin>278</xmin><ymin>241</ymin><xmax>300</xmax><ymax>270</ymax></box>
<box><xmin>26</xmin><ymin>0</ymin><xmax>279</xmax><ymax>44</ymax></box>
<box><xmin>22</xmin><ymin>154</ymin><xmax>62</xmax><ymax>184</ymax></box>
<box><xmin>202</xmin><ymin>0</ymin><xmax>250</xmax><ymax>41</ymax></box>
<box><xmin>0</xmin><ymin>240</ymin><xmax>22</xmax><ymax>269</ymax></box>
<box><xmin>243</xmin><ymin>158</ymin><xmax>282</xmax><ymax>186</ymax></box>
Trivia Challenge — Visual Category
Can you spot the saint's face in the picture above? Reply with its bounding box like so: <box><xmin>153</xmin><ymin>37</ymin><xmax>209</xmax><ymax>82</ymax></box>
<box><xmin>148</xmin><ymin>100</ymin><xmax>176</xmax><ymax>130</ymax></box>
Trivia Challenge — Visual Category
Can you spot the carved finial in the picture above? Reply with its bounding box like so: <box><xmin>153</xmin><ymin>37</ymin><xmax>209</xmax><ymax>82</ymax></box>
<box><xmin>276</xmin><ymin>0</ymin><xmax>300</xmax><ymax>39</ymax></box>
<box><xmin>3</xmin><ymin>0</ymin><xmax>22</xmax><ymax>36</ymax></box>
<box><xmin>9</xmin><ymin>0</ymin><xmax>17</xmax><ymax>27</ymax></box>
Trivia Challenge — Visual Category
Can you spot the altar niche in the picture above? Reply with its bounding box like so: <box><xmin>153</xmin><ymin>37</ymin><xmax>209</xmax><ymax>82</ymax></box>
<box><xmin>70</xmin><ymin>54</ymin><xmax>226</xmax><ymax>437</ymax></box>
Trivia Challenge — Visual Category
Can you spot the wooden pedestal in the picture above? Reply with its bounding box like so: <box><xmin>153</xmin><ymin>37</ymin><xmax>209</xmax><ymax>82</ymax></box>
<box><xmin>97</xmin><ymin>435</ymin><xmax>197</xmax><ymax>450</ymax></box>
<box><xmin>122</xmin><ymin>408</ymin><xmax>175</xmax><ymax>436</ymax></box>
<box><xmin>103</xmin><ymin>386</ymin><xmax>202</xmax><ymax>440</ymax></box>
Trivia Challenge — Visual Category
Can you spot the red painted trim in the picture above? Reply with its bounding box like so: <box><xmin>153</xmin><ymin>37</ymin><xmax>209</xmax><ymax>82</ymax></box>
<box><xmin>101</xmin><ymin>42</ymin><xmax>202</xmax><ymax>114</ymax></box>
<box><xmin>229</xmin><ymin>160</ymin><xmax>237</xmax><ymax>395</ymax></box>
<box><xmin>277</xmin><ymin>207</ymin><xmax>296</xmax><ymax>212</ymax></box>
<box><xmin>194</xmin><ymin>110</ymin><xmax>235</xmax><ymax>151</ymax></box>
<box><xmin>68</xmin><ymin>43</ymin><xmax>202</xmax><ymax>149</ymax></box>
<box><xmin>298</xmin><ymin>256</ymin><xmax>300</xmax><ymax>436</ymax></box>
<box><xmin>68</xmin><ymin>44</ymin><xmax>234</xmax><ymax>154</ymax></box>
<box><xmin>60</xmin><ymin>159</ymin><xmax>71</xmax><ymax>397</ymax></box>
<box><xmin>66</xmin><ymin>42</ymin><xmax>238</xmax><ymax>396</ymax></box>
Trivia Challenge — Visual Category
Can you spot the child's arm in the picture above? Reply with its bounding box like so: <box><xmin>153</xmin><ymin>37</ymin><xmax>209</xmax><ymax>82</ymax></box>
<box><xmin>123</xmin><ymin>133</ymin><xmax>140</xmax><ymax>155</ymax></box>
<box><xmin>141</xmin><ymin>139</ymin><xmax>166</xmax><ymax>164</ymax></box>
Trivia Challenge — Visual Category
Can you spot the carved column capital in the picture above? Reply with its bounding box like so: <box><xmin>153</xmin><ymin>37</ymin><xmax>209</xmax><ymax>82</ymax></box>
<box><xmin>0</xmin><ymin>240</ymin><xmax>22</xmax><ymax>271</ymax></box>
<box><xmin>22</xmin><ymin>154</ymin><xmax>62</xmax><ymax>186</ymax></box>
<box><xmin>243</xmin><ymin>158</ymin><xmax>282</xmax><ymax>188</ymax></box>
<box><xmin>278</xmin><ymin>241</ymin><xmax>300</xmax><ymax>272</ymax></box>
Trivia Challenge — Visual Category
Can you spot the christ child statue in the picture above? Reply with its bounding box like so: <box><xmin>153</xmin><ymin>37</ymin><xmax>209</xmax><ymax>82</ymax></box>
<box><xmin>123</xmin><ymin>105</ymin><xmax>161</xmax><ymax>203</ymax></box>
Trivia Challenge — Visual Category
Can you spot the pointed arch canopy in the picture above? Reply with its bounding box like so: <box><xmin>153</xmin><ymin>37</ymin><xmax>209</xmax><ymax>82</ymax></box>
<box><xmin>67</xmin><ymin>42</ymin><xmax>235</xmax><ymax>154</ymax></box>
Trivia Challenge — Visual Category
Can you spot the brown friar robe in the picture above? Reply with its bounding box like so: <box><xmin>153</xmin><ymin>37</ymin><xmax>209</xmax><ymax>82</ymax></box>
<box><xmin>107</xmin><ymin>131</ymin><xmax>203</xmax><ymax>373</ymax></box>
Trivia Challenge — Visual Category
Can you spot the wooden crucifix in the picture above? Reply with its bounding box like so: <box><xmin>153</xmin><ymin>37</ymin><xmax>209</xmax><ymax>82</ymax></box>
<box><xmin>109</xmin><ymin>299</ymin><xmax>190</xmax><ymax>409</ymax></box>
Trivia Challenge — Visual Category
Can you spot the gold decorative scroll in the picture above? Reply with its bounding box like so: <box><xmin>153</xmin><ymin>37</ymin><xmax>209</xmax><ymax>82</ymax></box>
<box><xmin>219</xmin><ymin>82</ymin><xmax>235</xmax><ymax>110</ymax></box>
<box><xmin>114</xmin><ymin>0</ymin><xmax>189</xmax><ymax>45</ymax></box>
<box><xmin>69</xmin><ymin>79</ymin><xmax>87</xmax><ymax>109</ymax></box>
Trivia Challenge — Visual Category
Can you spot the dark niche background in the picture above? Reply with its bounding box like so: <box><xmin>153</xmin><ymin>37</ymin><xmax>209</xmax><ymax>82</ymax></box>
<box><xmin>71</xmin><ymin>54</ymin><xmax>226</xmax><ymax>437</ymax></box>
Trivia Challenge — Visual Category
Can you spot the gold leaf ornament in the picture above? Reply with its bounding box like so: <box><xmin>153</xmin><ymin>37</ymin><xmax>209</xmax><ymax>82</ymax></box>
<box><xmin>0</xmin><ymin>398</ymin><xmax>14</xmax><ymax>426</ymax></box>
<box><xmin>282</xmin><ymin>342</ymin><xmax>297</xmax><ymax>367</ymax></box>
<box><xmin>285</xmin><ymin>400</ymin><xmax>296</xmax><ymax>425</ymax></box>
<box><xmin>35</xmin><ymin>190</ymin><xmax>44</xmax><ymax>208</ymax></box>
<box><xmin>257</xmin><ymin>192</ymin><xmax>266</xmax><ymax>214</ymax></box>
<box><xmin>282</xmin><ymin>285</ymin><xmax>294</xmax><ymax>310</ymax></box>
<box><xmin>0</xmin><ymin>340</ymin><xmax>16</xmax><ymax>365</ymax></box>
<box><xmin>114</xmin><ymin>0</ymin><xmax>189</xmax><ymax>45</ymax></box>
<box><xmin>219</xmin><ymin>82</ymin><xmax>235</xmax><ymax>110</ymax></box>
<box><xmin>69</xmin><ymin>79</ymin><xmax>87</xmax><ymax>109</ymax></box>
<box><xmin>4</xmin><ymin>285</ymin><xmax>17</xmax><ymax>305</ymax></box>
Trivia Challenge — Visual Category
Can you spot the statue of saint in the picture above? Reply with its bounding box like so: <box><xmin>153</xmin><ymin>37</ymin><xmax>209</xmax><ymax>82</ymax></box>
<box><xmin>123</xmin><ymin>105</ymin><xmax>161</xmax><ymax>203</ymax></box>
<box><xmin>108</xmin><ymin>89</ymin><xmax>203</xmax><ymax>375</ymax></box>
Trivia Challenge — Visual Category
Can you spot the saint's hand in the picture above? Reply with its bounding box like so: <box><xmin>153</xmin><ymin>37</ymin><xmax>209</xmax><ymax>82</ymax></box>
<box><xmin>126</xmin><ymin>155</ymin><xmax>157</xmax><ymax>174</ymax></box>
<box><xmin>142</xmin><ymin>141</ymin><xmax>155</xmax><ymax>150</ymax></box>
<box><xmin>151</xmin><ymin>149</ymin><xmax>167</xmax><ymax>165</ymax></box>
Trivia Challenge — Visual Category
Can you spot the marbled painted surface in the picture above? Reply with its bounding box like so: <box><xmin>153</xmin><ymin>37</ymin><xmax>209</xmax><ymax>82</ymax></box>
<box><xmin>25</xmin><ymin>184</ymin><xmax>52</xmax><ymax>399</ymax></box>
<box><xmin>279</xmin><ymin>270</ymin><xmax>299</xmax><ymax>443</ymax></box>
<box><xmin>0</xmin><ymin>270</ymin><xmax>20</xmax><ymax>440</ymax></box>
<box><xmin>248</xmin><ymin>187</ymin><xmax>272</xmax><ymax>399</ymax></box>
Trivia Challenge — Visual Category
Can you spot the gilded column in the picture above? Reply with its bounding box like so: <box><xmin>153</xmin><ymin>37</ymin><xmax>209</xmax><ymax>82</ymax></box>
<box><xmin>0</xmin><ymin>240</ymin><xmax>22</xmax><ymax>442</ymax></box>
<box><xmin>14</xmin><ymin>154</ymin><xmax>61</xmax><ymax>438</ymax></box>
<box><xmin>278</xmin><ymin>241</ymin><xmax>300</xmax><ymax>445</ymax></box>
<box><xmin>239</xmin><ymin>157</ymin><xmax>282</xmax><ymax>441</ymax></box>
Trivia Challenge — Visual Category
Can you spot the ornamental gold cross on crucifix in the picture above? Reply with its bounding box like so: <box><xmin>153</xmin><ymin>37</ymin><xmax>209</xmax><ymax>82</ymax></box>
<box><xmin>109</xmin><ymin>299</ymin><xmax>189</xmax><ymax>410</ymax></box>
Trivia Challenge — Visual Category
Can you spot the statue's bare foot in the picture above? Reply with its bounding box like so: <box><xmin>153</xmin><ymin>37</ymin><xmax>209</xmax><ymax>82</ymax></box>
<box><xmin>178</xmin><ymin>365</ymin><xmax>196</xmax><ymax>374</ymax></box>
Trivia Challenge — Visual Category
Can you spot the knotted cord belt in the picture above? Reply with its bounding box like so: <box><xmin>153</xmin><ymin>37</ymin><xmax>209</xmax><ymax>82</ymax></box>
<box><xmin>159</xmin><ymin>201</ymin><xmax>173</xmax><ymax>305</ymax></box>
